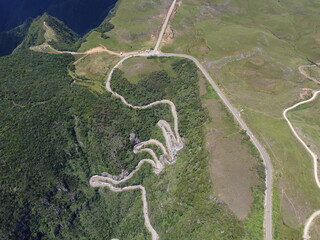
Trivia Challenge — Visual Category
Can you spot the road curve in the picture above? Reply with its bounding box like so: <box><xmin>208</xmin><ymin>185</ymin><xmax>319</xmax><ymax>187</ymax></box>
<box><xmin>304</xmin><ymin>210</ymin><xmax>320</xmax><ymax>240</ymax></box>
<box><xmin>284</xmin><ymin>91</ymin><xmax>320</xmax><ymax>240</ymax></box>
<box><xmin>283</xmin><ymin>88</ymin><xmax>320</xmax><ymax>240</ymax></box>
<box><xmin>283</xmin><ymin>91</ymin><xmax>320</xmax><ymax>189</ymax></box>
<box><xmin>90</xmin><ymin>179</ymin><xmax>160</xmax><ymax>240</ymax></box>
<box><xmin>298</xmin><ymin>64</ymin><xmax>320</xmax><ymax>84</ymax></box>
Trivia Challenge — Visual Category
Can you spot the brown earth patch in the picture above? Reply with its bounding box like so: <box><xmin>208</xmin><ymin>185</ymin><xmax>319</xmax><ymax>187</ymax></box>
<box><xmin>198</xmin><ymin>45</ymin><xmax>210</xmax><ymax>55</ymax></box>
<box><xmin>199</xmin><ymin>74</ymin><xmax>259</xmax><ymax>219</ymax></box>
<box><xmin>159</xmin><ymin>0</ymin><xmax>182</xmax><ymax>47</ymax></box>
<box><xmin>162</xmin><ymin>26</ymin><xmax>174</xmax><ymax>45</ymax></box>
<box><xmin>299</xmin><ymin>88</ymin><xmax>313</xmax><ymax>100</ymax></box>
<box><xmin>249</xmin><ymin>57</ymin><xmax>265</xmax><ymax>66</ymax></box>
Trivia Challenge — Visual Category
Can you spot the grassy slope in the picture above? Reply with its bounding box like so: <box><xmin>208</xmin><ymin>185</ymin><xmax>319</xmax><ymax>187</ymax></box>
<box><xmin>287</xmin><ymin>93</ymin><xmax>320</xmax><ymax>237</ymax></box>
<box><xmin>78</xmin><ymin>0</ymin><xmax>172</xmax><ymax>52</ymax></box>
<box><xmin>288</xmin><ymin>96</ymin><xmax>320</xmax><ymax>167</ymax></box>
<box><xmin>162</xmin><ymin>0</ymin><xmax>320</xmax><ymax>237</ymax></box>
<box><xmin>72</xmin><ymin>52</ymin><xmax>119</xmax><ymax>93</ymax></box>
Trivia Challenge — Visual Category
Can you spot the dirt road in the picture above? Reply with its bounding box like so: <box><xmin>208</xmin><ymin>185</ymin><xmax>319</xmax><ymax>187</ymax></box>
<box><xmin>285</xmin><ymin>66</ymin><xmax>320</xmax><ymax>240</ymax></box>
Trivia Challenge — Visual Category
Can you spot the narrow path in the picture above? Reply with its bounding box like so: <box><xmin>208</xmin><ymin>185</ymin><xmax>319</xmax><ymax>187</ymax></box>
<box><xmin>283</xmin><ymin>91</ymin><xmax>320</xmax><ymax>189</ymax></box>
<box><xmin>284</xmin><ymin>66</ymin><xmax>320</xmax><ymax>240</ymax></box>
<box><xmin>284</xmin><ymin>90</ymin><xmax>320</xmax><ymax>240</ymax></box>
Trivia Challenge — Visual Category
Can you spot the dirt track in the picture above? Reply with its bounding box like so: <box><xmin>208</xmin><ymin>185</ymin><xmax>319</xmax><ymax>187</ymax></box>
<box><xmin>287</xmin><ymin>66</ymin><xmax>320</xmax><ymax>240</ymax></box>
<box><xmin>298</xmin><ymin>64</ymin><xmax>320</xmax><ymax>84</ymax></box>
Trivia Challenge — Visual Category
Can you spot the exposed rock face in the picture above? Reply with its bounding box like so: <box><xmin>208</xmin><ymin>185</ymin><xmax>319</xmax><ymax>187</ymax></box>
<box><xmin>129</xmin><ymin>133</ymin><xmax>141</xmax><ymax>145</ymax></box>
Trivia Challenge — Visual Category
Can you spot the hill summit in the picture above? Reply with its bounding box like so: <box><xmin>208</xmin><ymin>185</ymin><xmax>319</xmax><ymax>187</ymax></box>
<box><xmin>15</xmin><ymin>13</ymin><xmax>80</xmax><ymax>52</ymax></box>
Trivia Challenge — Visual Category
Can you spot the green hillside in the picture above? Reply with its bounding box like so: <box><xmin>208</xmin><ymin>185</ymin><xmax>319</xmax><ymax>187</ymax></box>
<box><xmin>15</xmin><ymin>13</ymin><xmax>80</xmax><ymax>52</ymax></box>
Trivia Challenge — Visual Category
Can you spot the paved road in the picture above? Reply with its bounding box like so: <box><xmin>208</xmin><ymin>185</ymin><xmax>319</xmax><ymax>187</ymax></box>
<box><xmin>158</xmin><ymin>52</ymin><xmax>273</xmax><ymax>240</ymax></box>
<box><xmin>152</xmin><ymin>2</ymin><xmax>273</xmax><ymax>237</ymax></box>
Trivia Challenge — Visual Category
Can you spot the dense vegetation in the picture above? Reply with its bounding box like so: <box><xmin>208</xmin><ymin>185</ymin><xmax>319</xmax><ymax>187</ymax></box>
<box><xmin>0</xmin><ymin>50</ymin><xmax>168</xmax><ymax>239</ymax></box>
<box><xmin>1</xmin><ymin>51</ymin><xmax>262</xmax><ymax>239</ymax></box>
<box><xmin>45</xmin><ymin>14</ymin><xmax>80</xmax><ymax>51</ymax></box>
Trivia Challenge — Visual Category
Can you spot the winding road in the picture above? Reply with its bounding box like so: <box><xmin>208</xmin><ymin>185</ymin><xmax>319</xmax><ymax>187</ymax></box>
<box><xmin>39</xmin><ymin>1</ymin><xmax>320</xmax><ymax>238</ymax></box>
<box><xmin>42</xmin><ymin>0</ymin><xmax>274</xmax><ymax>239</ymax></box>
<box><xmin>87</xmin><ymin>0</ymin><xmax>274</xmax><ymax>239</ymax></box>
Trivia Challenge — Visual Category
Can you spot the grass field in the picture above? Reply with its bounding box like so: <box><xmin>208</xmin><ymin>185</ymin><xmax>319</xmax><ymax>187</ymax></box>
<box><xmin>306</xmin><ymin>66</ymin><xmax>320</xmax><ymax>81</ymax></box>
<box><xmin>198</xmin><ymin>70</ymin><xmax>261</xmax><ymax>220</ymax></box>
<box><xmin>70</xmin><ymin>52</ymin><xmax>119</xmax><ymax>93</ymax></box>
<box><xmin>79</xmin><ymin>0</ymin><xmax>172</xmax><ymax>52</ymax></box>
<box><xmin>287</xmin><ymin>94</ymin><xmax>320</xmax><ymax>238</ymax></box>
<box><xmin>119</xmin><ymin>56</ymin><xmax>177</xmax><ymax>83</ymax></box>
<box><xmin>161</xmin><ymin>0</ymin><xmax>320</xmax><ymax>237</ymax></box>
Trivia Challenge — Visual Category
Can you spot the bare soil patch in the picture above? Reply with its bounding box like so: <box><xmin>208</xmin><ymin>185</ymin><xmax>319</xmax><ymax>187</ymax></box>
<box><xmin>249</xmin><ymin>57</ymin><xmax>265</xmax><ymax>67</ymax></box>
<box><xmin>162</xmin><ymin>26</ymin><xmax>174</xmax><ymax>45</ymax></box>
<box><xmin>199</xmin><ymin>75</ymin><xmax>259</xmax><ymax>219</ymax></box>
